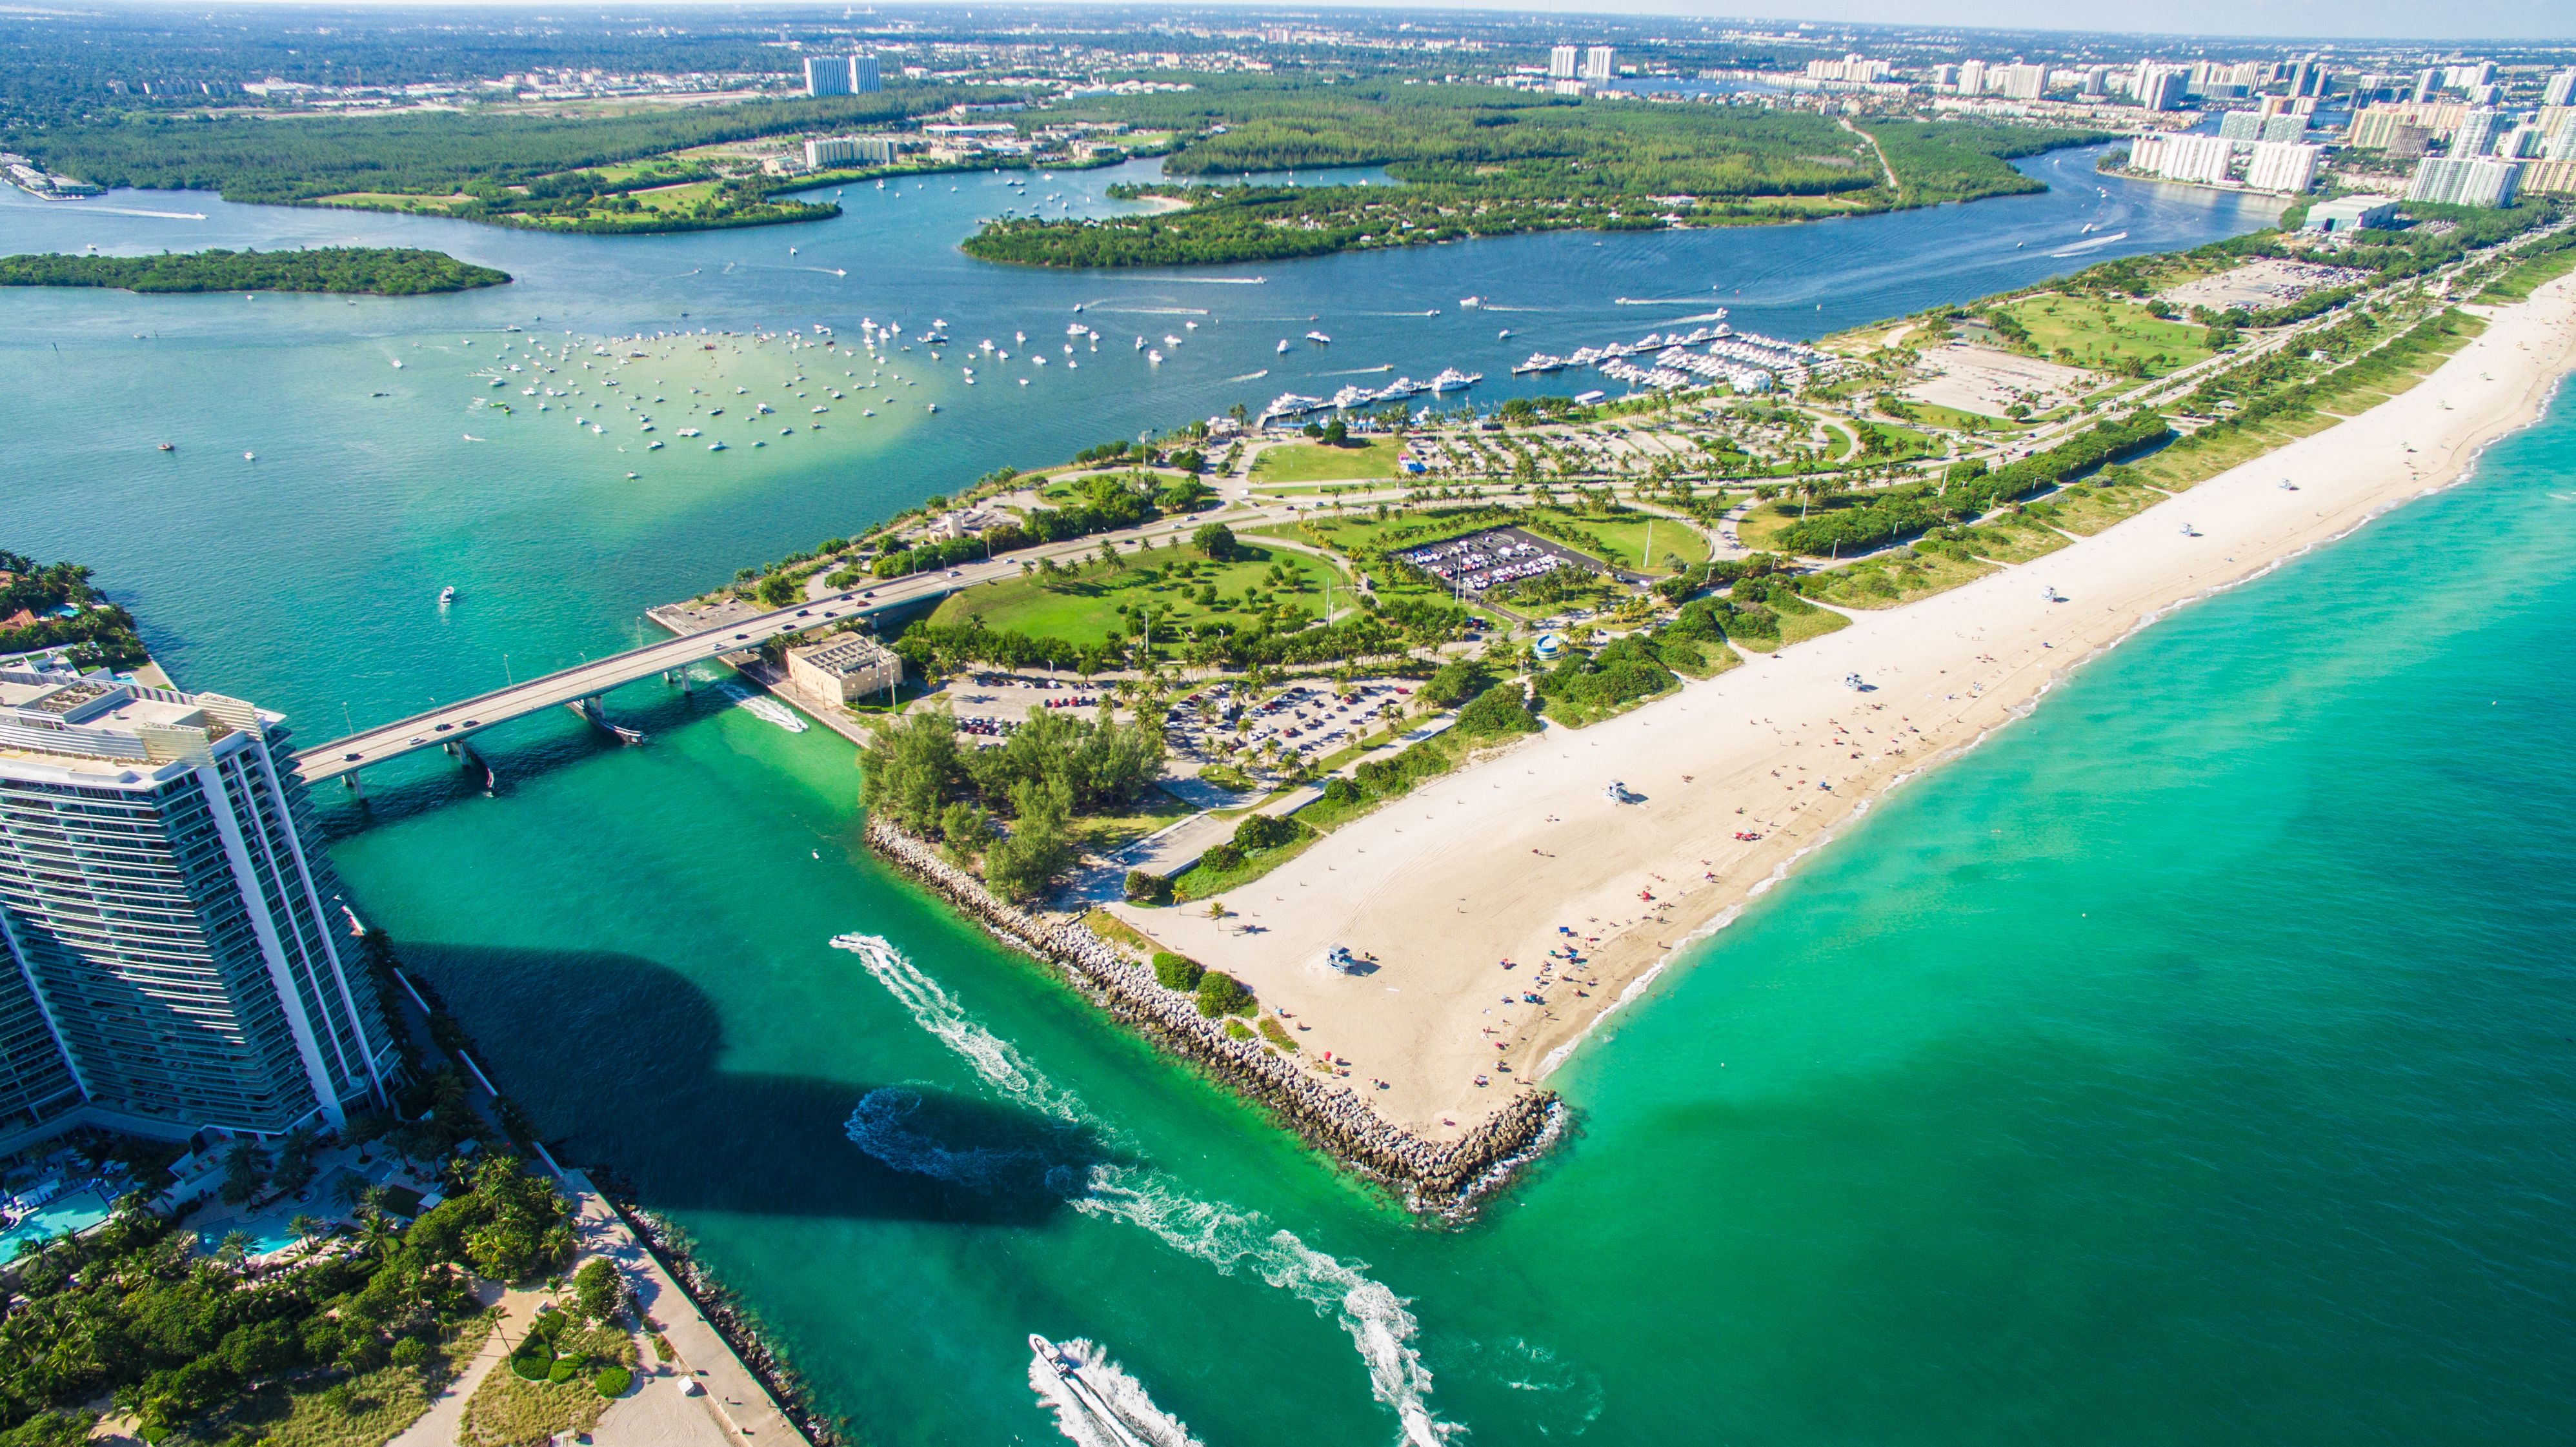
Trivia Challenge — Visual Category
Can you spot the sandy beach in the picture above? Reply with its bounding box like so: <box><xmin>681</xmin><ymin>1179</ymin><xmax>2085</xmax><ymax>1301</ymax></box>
<box><xmin>1111</xmin><ymin>273</ymin><xmax>2576</xmax><ymax>1140</ymax></box>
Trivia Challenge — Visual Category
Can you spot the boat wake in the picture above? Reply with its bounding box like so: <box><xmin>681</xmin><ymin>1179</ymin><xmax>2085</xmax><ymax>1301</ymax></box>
<box><xmin>80</xmin><ymin>205</ymin><xmax>206</xmax><ymax>220</ymax></box>
<box><xmin>716</xmin><ymin>683</ymin><xmax>809</xmax><ymax>733</ymax></box>
<box><xmin>2049</xmin><ymin>230</ymin><xmax>2128</xmax><ymax>257</ymax></box>
<box><xmin>1655</xmin><ymin>310</ymin><xmax>1733</xmax><ymax>325</ymax></box>
<box><xmin>1029</xmin><ymin>1337</ymin><xmax>1202</xmax><ymax>1447</ymax></box>
<box><xmin>1225</xmin><ymin>370</ymin><xmax>1271</xmax><ymax>383</ymax></box>
<box><xmin>1318</xmin><ymin>365</ymin><xmax>1396</xmax><ymax>376</ymax></box>
<box><xmin>828</xmin><ymin>933</ymin><xmax>1458</xmax><ymax>1447</ymax></box>
<box><xmin>1078</xmin><ymin>1167</ymin><xmax>1450</xmax><ymax>1447</ymax></box>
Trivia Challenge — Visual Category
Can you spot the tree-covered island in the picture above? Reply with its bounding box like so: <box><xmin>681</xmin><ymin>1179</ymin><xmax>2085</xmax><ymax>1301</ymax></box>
<box><xmin>963</xmin><ymin>79</ymin><xmax>2108</xmax><ymax>267</ymax></box>
<box><xmin>0</xmin><ymin>247</ymin><xmax>510</xmax><ymax>296</ymax></box>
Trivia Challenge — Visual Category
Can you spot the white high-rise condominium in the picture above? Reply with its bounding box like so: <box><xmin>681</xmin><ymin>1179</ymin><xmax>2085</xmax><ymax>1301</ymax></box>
<box><xmin>2454</xmin><ymin>108</ymin><xmax>2501</xmax><ymax>158</ymax></box>
<box><xmin>1580</xmin><ymin>46</ymin><xmax>1615</xmax><ymax>83</ymax></box>
<box><xmin>2548</xmin><ymin>70</ymin><xmax>2576</xmax><ymax>108</ymax></box>
<box><xmin>2245</xmin><ymin>141</ymin><xmax>2322</xmax><ymax>194</ymax></box>
<box><xmin>805</xmin><ymin>54</ymin><xmax>852</xmax><ymax>97</ymax></box>
<box><xmin>2407</xmin><ymin>156</ymin><xmax>2522</xmax><ymax>208</ymax></box>
<box><xmin>805</xmin><ymin>52</ymin><xmax>881</xmax><ymax>97</ymax></box>
<box><xmin>0</xmin><ymin>674</ymin><xmax>398</xmax><ymax>1149</ymax></box>
<box><xmin>1549</xmin><ymin>45</ymin><xmax>1578</xmax><ymax>79</ymax></box>
<box><xmin>1957</xmin><ymin>59</ymin><xmax>1987</xmax><ymax>95</ymax></box>
<box><xmin>2137</xmin><ymin>66</ymin><xmax>2189</xmax><ymax>113</ymax></box>
<box><xmin>1989</xmin><ymin>63</ymin><xmax>2046</xmax><ymax>101</ymax></box>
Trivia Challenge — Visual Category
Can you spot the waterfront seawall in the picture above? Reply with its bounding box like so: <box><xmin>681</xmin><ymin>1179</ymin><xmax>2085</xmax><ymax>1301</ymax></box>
<box><xmin>861</xmin><ymin>818</ymin><xmax>1563</xmax><ymax>1214</ymax></box>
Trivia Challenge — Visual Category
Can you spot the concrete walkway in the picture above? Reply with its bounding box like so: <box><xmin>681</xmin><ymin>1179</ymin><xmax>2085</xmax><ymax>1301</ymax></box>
<box><xmin>563</xmin><ymin>1175</ymin><xmax>804</xmax><ymax>1447</ymax></box>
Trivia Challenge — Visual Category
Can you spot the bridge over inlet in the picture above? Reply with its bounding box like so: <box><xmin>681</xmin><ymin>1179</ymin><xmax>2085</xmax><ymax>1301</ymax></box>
<box><xmin>291</xmin><ymin>569</ymin><xmax>965</xmax><ymax>787</ymax></box>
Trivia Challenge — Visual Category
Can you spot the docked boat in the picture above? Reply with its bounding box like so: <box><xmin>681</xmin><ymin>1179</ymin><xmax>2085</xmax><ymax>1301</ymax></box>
<box><xmin>1428</xmin><ymin>367</ymin><xmax>1482</xmax><ymax>392</ymax></box>
<box><xmin>1327</xmin><ymin>385</ymin><xmax>1374</xmax><ymax>409</ymax></box>
<box><xmin>1374</xmin><ymin>377</ymin><xmax>1422</xmax><ymax>401</ymax></box>
<box><xmin>1513</xmin><ymin>352</ymin><xmax>1568</xmax><ymax>375</ymax></box>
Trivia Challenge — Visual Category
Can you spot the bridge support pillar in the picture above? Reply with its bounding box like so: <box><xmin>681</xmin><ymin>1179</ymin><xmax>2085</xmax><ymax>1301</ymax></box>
<box><xmin>342</xmin><ymin>771</ymin><xmax>365</xmax><ymax>801</ymax></box>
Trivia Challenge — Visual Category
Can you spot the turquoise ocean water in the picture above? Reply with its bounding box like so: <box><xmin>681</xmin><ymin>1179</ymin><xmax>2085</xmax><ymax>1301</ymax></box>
<box><xmin>10</xmin><ymin>148</ymin><xmax>2573</xmax><ymax>1442</ymax></box>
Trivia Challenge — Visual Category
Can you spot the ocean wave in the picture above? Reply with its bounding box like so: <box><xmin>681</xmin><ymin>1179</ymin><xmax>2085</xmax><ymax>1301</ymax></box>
<box><xmin>832</xmin><ymin>931</ymin><xmax>1456</xmax><ymax>1446</ymax></box>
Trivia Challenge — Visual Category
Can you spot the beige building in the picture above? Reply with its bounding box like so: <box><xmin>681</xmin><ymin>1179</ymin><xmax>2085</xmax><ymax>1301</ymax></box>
<box><xmin>787</xmin><ymin>634</ymin><xmax>904</xmax><ymax>703</ymax></box>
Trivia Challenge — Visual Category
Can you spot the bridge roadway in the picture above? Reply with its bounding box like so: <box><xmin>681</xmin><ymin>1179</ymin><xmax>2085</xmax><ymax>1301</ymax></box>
<box><xmin>290</xmin><ymin>565</ymin><xmax>978</xmax><ymax>785</ymax></box>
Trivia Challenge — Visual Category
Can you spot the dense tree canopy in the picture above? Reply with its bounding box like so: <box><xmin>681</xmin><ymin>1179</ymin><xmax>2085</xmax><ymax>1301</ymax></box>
<box><xmin>0</xmin><ymin>247</ymin><xmax>508</xmax><ymax>296</ymax></box>
<box><xmin>0</xmin><ymin>551</ymin><xmax>146</xmax><ymax>669</ymax></box>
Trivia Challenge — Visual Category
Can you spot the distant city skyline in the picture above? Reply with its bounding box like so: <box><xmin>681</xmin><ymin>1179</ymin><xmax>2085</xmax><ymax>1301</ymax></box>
<box><xmin>1209</xmin><ymin>0</ymin><xmax>2565</xmax><ymax>43</ymax></box>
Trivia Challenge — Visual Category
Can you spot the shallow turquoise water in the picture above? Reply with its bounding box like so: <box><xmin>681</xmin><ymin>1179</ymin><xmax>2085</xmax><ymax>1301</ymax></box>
<box><xmin>19</xmin><ymin>152</ymin><xmax>2571</xmax><ymax>1444</ymax></box>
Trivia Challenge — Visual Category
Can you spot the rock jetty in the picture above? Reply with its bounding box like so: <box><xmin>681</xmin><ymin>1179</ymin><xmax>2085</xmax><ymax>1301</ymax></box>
<box><xmin>863</xmin><ymin>818</ymin><xmax>1563</xmax><ymax>1214</ymax></box>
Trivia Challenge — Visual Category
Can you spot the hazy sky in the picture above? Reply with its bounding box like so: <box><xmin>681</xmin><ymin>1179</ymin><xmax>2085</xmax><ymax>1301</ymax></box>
<box><xmin>1287</xmin><ymin>0</ymin><xmax>2568</xmax><ymax>43</ymax></box>
<box><xmin>194</xmin><ymin>0</ymin><xmax>2575</xmax><ymax>45</ymax></box>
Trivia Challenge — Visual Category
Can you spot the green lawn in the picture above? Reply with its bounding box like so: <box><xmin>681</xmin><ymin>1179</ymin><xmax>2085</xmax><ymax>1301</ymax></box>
<box><xmin>927</xmin><ymin>540</ymin><xmax>1349</xmax><ymax>649</ymax></box>
<box><xmin>1997</xmin><ymin>295</ymin><xmax>2214</xmax><ymax>378</ymax></box>
<box><xmin>1895</xmin><ymin>398</ymin><xmax>2034</xmax><ymax>434</ymax></box>
<box><xmin>1543</xmin><ymin>513</ymin><xmax>1713</xmax><ymax>574</ymax></box>
<box><xmin>1251</xmin><ymin>438</ymin><xmax>1405</xmax><ymax>483</ymax></box>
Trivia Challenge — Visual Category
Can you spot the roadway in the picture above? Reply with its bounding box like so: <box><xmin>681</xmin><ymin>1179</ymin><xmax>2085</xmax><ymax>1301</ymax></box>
<box><xmin>291</xmin><ymin>492</ymin><xmax>1308</xmax><ymax>786</ymax></box>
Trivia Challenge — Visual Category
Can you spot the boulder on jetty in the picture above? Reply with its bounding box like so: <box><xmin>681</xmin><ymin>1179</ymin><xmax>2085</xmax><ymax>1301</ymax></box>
<box><xmin>863</xmin><ymin>818</ymin><xmax>1562</xmax><ymax>1213</ymax></box>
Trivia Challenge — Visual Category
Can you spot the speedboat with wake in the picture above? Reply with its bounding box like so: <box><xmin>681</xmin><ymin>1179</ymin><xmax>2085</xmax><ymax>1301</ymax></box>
<box><xmin>1029</xmin><ymin>1336</ymin><xmax>1153</xmax><ymax>1447</ymax></box>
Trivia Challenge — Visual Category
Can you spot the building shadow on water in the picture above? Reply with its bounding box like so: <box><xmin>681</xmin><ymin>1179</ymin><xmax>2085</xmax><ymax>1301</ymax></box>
<box><xmin>401</xmin><ymin>941</ymin><xmax>1104</xmax><ymax>1228</ymax></box>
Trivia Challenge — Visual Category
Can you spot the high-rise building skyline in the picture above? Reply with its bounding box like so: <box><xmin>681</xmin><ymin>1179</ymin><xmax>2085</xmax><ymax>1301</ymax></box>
<box><xmin>803</xmin><ymin>52</ymin><xmax>881</xmax><ymax>97</ymax></box>
<box><xmin>0</xmin><ymin>673</ymin><xmax>398</xmax><ymax>1149</ymax></box>
<box><xmin>1580</xmin><ymin>45</ymin><xmax>1615</xmax><ymax>83</ymax></box>
<box><xmin>1548</xmin><ymin>43</ymin><xmax>1577</xmax><ymax>79</ymax></box>
<box><xmin>2407</xmin><ymin>154</ymin><xmax>2523</xmax><ymax>207</ymax></box>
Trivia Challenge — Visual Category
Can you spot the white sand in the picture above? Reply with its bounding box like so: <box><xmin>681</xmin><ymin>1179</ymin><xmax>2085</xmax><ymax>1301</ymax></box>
<box><xmin>1113</xmin><ymin>276</ymin><xmax>2576</xmax><ymax>1138</ymax></box>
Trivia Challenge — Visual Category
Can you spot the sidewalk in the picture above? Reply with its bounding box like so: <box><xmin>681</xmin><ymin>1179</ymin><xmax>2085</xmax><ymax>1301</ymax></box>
<box><xmin>383</xmin><ymin>1286</ymin><xmax>535</xmax><ymax>1447</ymax></box>
<box><xmin>564</xmin><ymin>1176</ymin><xmax>805</xmax><ymax>1447</ymax></box>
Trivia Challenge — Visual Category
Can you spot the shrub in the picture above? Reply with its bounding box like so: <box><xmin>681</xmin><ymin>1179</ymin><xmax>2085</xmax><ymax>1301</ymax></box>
<box><xmin>1454</xmin><ymin>682</ymin><xmax>1540</xmax><ymax>738</ymax></box>
<box><xmin>592</xmin><ymin>1366</ymin><xmax>632</xmax><ymax>1399</ymax></box>
<box><xmin>1125</xmin><ymin>869</ymin><xmax>1173</xmax><ymax>904</ymax></box>
<box><xmin>1257</xmin><ymin>1017</ymin><xmax>1298</xmax><ymax>1051</ymax></box>
<box><xmin>1233</xmin><ymin>813</ymin><xmax>1294</xmax><ymax>851</ymax></box>
<box><xmin>1321</xmin><ymin>777</ymin><xmax>1362</xmax><ymax>805</ymax></box>
<box><xmin>1195</xmin><ymin>971</ymin><xmax>1257</xmax><ymax>1018</ymax></box>
<box><xmin>1152</xmin><ymin>952</ymin><xmax>1205</xmax><ymax>991</ymax></box>
<box><xmin>1200</xmin><ymin>842</ymin><xmax>1245</xmax><ymax>872</ymax></box>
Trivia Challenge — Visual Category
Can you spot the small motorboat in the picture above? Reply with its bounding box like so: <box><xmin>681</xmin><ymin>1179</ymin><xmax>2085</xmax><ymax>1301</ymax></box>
<box><xmin>438</xmin><ymin>586</ymin><xmax>456</xmax><ymax>605</ymax></box>
<box><xmin>156</xmin><ymin>442</ymin><xmax>174</xmax><ymax>452</ymax></box>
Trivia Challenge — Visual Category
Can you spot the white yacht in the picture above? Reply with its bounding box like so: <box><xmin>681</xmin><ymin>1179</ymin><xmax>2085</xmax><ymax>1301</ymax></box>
<box><xmin>1276</xmin><ymin>338</ymin><xmax>1291</xmax><ymax>354</ymax></box>
<box><xmin>438</xmin><ymin>586</ymin><xmax>456</xmax><ymax>605</ymax></box>
<box><xmin>1428</xmin><ymin>367</ymin><xmax>1482</xmax><ymax>392</ymax></box>
<box><xmin>1305</xmin><ymin>330</ymin><xmax>1332</xmax><ymax>344</ymax></box>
